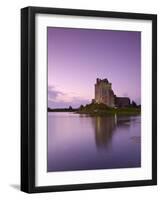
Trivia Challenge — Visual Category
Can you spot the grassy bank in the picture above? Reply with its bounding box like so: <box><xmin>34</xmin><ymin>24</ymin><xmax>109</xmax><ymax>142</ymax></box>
<box><xmin>76</xmin><ymin>103</ymin><xmax>141</xmax><ymax>116</ymax></box>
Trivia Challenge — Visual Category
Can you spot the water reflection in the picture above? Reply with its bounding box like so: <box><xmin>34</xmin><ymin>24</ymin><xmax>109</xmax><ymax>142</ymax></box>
<box><xmin>117</xmin><ymin>116</ymin><xmax>135</xmax><ymax>127</ymax></box>
<box><xmin>48</xmin><ymin>112</ymin><xmax>141</xmax><ymax>172</ymax></box>
<box><xmin>92</xmin><ymin>115</ymin><xmax>135</xmax><ymax>149</ymax></box>
<box><xmin>92</xmin><ymin>116</ymin><xmax>116</xmax><ymax>148</ymax></box>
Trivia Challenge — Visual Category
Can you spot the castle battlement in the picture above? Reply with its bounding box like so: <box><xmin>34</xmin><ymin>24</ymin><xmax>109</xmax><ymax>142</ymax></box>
<box><xmin>94</xmin><ymin>78</ymin><xmax>130</xmax><ymax>108</ymax></box>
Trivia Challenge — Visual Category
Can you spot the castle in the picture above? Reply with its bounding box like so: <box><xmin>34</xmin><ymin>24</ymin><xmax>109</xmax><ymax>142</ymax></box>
<box><xmin>94</xmin><ymin>78</ymin><xmax>130</xmax><ymax>108</ymax></box>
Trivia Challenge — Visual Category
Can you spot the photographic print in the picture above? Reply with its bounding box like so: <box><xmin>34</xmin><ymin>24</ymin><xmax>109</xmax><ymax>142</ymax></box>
<box><xmin>47</xmin><ymin>27</ymin><xmax>141</xmax><ymax>172</ymax></box>
<box><xmin>21</xmin><ymin>7</ymin><xmax>157</xmax><ymax>193</ymax></box>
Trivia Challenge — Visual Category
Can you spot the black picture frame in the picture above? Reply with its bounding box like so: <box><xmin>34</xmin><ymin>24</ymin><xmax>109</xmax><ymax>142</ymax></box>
<box><xmin>21</xmin><ymin>6</ymin><xmax>157</xmax><ymax>193</ymax></box>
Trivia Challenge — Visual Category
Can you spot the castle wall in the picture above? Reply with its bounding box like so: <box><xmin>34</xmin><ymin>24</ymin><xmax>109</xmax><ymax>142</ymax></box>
<box><xmin>94</xmin><ymin>78</ymin><xmax>115</xmax><ymax>107</ymax></box>
<box><xmin>115</xmin><ymin>97</ymin><xmax>130</xmax><ymax>107</ymax></box>
<box><xmin>94</xmin><ymin>78</ymin><xmax>130</xmax><ymax>108</ymax></box>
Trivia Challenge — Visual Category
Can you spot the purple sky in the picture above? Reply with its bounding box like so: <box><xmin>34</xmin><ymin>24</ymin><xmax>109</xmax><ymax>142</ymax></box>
<box><xmin>48</xmin><ymin>27</ymin><xmax>141</xmax><ymax>108</ymax></box>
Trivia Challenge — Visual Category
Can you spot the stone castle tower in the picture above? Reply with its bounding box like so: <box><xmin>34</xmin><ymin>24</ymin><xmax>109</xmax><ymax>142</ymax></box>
<box><xmin>95</xmin><ymin>78</ymin><xmax>115</xmax><ymax>107</ymax></box>
<box><xmin>94</xmin><ymin>78</ymin><xmax>131</xmax><ymax>108</ymax></box>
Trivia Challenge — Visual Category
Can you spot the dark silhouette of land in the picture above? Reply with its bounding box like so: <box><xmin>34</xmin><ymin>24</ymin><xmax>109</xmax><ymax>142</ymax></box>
<box><xmin>48</xmin><ymin>102</ymin><xmax>141</xmax><ymax>116</ymax></box>
<box><xmin>48</xmin><ymin>106</ymin><xmax>78</xmax><ymax>112</ymax></box>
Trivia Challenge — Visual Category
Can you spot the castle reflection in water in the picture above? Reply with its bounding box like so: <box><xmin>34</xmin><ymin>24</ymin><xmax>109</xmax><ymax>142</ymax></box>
<box><xmin>92</xmin><ymin>116</ymin><xmax>116</xmax><ymax>148</ymax></box>
<box><xmin>91</xmin><ymin>115</ymin><xmax>132</xmax><ymax>149</ymax></box>
<box><xmin>48</xmin><ymin>112</ymin><xmax>141</xmax><ymax>172</ymax></box>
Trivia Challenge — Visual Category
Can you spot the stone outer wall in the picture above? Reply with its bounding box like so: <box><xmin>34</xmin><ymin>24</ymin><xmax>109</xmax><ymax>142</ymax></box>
<box><xmin>94</xmin><ymin>78</ymin><xmax>130</xmax><ymax>108</ymax></box>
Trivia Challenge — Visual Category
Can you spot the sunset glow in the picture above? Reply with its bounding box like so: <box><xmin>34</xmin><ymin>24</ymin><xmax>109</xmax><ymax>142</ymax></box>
<box><xmin>48</xmin><ymin>27</ymin><xmax>141</xmax><ymax>108</ymax></box>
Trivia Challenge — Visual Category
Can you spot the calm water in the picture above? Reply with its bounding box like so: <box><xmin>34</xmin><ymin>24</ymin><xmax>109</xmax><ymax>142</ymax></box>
<box><xmin>48</xmin><ymin>112</ymin><xmax>141</xmax><ymax>172</ymax></box>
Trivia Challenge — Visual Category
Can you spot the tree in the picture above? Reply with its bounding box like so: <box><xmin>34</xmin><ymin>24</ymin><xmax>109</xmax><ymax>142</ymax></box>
<box><xmin>79</xmin><ymin>105</ymin><xmax>84</xmax><ymax>110</ymax></box>
<box><xmin>131</xmin><ymin>101</ymin><xmax>137</xmax><ymax>107</ymax></box>
<box><xmin>69</xmin><ymin>106</ymin><xmax>73</xmax><ymax>111</ymax></box>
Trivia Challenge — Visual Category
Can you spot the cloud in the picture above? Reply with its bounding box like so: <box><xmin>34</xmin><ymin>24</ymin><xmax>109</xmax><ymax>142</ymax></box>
<box><xmin>48</xmin><ymin>86</ymin><xmax>90</xmax><ymax>108</ymax></box>
<box><xmin>48</xmin><ymin>86</ymin><xmax>64</xmax><ymax>101</ymax></box>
